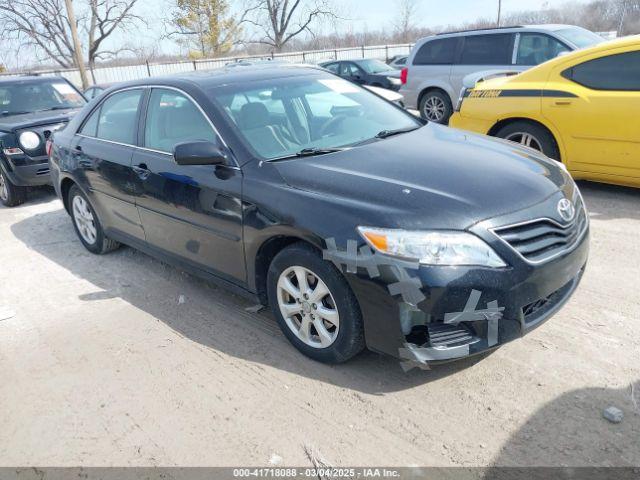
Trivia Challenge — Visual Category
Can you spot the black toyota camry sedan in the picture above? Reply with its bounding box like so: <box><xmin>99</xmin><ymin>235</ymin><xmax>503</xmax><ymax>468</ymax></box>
<box><xmin>49</xmin><ymin>65</ymin><xmax>589</xmax><ymax>367</ymax></box>
<box><xmin>1</xmin><ymin>76</ymin><xmax>86</xmax><ymax>206</ymax></box>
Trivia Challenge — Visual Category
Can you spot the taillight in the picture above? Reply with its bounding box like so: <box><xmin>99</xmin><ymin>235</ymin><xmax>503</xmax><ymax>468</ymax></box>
<box><xmin>400</xmin><ymin>67</ymin><xmax>408</xmax><ymax>85</ymax></box>
<box><xmin>46</xmin><ymin>139</ymin><xmax>53</xmax><ymax>158</ymax></box>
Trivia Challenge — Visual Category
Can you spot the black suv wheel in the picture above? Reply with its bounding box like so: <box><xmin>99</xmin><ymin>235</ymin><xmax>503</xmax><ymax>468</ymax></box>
<box><xmin>0</xmin><ymin>169</ymin><xmax>27</xmax><ymax>207</ymax></box>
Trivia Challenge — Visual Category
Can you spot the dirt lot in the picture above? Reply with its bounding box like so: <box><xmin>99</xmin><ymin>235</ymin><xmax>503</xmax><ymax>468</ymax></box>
<box><xmin>0</xmin><ymin>181</ymin><xmax>639</xmax><ymax>467</ymax></box>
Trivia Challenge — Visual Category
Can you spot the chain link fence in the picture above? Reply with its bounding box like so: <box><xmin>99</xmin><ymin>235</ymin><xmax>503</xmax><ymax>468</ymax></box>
<box><xmin>0</xmin><ymin>44</ymin><xmax>413</xmax><ymax>88</ymax></box>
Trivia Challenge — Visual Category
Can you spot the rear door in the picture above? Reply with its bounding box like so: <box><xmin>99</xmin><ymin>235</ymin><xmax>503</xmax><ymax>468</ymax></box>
<box><xmin>450</xmin><ymin>33</ymin><xmax>516</xmax><ymax>95</ymax></box>
<box><xmin>542</xmin><ymin>50</ymin><xmax>640</xmax><ymax>180</ymax></box>
<box><xmin>132</xmin><ymin>87</ymin><xmax>245</xmax><ymax>283</ymax></box>
<box><xmin>74</xmin><ymin>88</ymin><xmax>145</xmax><ymax>241</ymax></box>
<box><xmin>409</xmin><ymin>37</ymin><xmax>459</xmax><ymax>98</ymax></box>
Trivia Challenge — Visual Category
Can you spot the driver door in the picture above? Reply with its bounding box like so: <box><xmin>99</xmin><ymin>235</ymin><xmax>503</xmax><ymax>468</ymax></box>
<box><xmin>341</xmin><ymin>62</ymin><xmax>366</xmax><ymax>85</ymax></box>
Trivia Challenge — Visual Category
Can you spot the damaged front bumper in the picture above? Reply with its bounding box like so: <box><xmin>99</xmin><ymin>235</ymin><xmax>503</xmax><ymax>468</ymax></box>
<box><xmin>333</xmin><ymin>223</ymin><xmax>589</xmax><ymax>368</ymax></box>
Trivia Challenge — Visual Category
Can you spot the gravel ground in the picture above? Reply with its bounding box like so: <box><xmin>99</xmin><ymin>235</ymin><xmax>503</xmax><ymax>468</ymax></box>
<box><xmin>0</xmin><ymin>182</ymin><xmax>638</xmax><ymax>467</ymax></box>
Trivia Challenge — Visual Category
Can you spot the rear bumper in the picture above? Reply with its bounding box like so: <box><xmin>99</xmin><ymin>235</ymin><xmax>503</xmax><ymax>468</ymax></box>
<box><xmin>1</xmin><ymin>155</ymin><xmax>51</xmax><ymax>187</ymax></box>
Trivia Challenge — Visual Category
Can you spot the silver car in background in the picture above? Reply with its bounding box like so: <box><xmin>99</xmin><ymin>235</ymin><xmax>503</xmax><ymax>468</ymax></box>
<box><xmin>400</xmin><ymin>24</ymin><xmax>604</xmax><ymax>124</ymax></box>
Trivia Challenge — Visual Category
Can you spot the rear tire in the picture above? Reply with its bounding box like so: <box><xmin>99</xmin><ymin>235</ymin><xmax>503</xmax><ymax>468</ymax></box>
<box><xmin>0</xmin><ymin>169</ymin><xmax>27</xmax><ymax>207</ymax></box>
<box><xmin>267</xmin><ymin>242</ymin><xmax>365</xmax><ymax>364</ymax></box>
<box><xmin>495</xmin><ymin>121</ymin><xmax>560</xmax><ymax>161</ymax></box>
<box><xmin>68</xmin><ymin>185</ymin><xmax>120</xmax><ymax>254</ymax></box>
<box><xmin>419</xmin><ymin>90</ymin><xmax>453</xmax><ymax>124</ymax></box>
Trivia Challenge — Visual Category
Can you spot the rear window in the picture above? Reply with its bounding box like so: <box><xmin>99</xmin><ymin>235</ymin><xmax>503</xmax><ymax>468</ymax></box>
<box><xmin>460</xmin><ymin>34</ymin><xmax>514</xmax><ymax>65</ymax></box>
<box><xmin>413</xmin><ymin>38</ymin><xmax>458</xmax><ymax>65</ymax></box>
<box><xmin>562</xmin><ymin>51</ymin><xmax>640</xmax><ymax>91</ymax></box>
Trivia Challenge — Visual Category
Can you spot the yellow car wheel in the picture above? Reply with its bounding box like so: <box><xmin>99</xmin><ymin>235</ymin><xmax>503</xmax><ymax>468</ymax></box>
<box><xmin>495</xmin><ymin>121</ymin><xmax>560</xmax><ymax>161</ymax></box>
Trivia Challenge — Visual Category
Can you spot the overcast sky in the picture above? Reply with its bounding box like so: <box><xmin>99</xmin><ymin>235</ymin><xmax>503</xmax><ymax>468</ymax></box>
<box><xmin>4</xmin><ymin>0</ymin><xmax>591</xmax><ymax>68</ymax></box>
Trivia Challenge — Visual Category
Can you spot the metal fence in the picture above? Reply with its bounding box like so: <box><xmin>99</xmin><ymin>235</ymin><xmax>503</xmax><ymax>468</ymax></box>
<box><xmin>0</xmin><ymin>44</ymin><xmax>413</xmax><ymax>88</ymax></box>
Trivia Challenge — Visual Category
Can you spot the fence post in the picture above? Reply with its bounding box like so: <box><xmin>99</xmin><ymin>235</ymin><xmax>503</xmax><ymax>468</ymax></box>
<box><xmin>334</xmin><ymin>49</ymin><xmax>337</xmax><ymax>60</ymax></box>
<box><xmin>89</xmin><ymin>65</ymin><xmax>96</xmax><ymax>85</ymax></box>
<box><xmin>146</xmin><ymin>60</ymin><xmax>151</xmax><ymax>77</ymax></box>
<box><xmin>193</xmin><ymin>60</ymin><xmax>197</xmax><ymax>71</ymax></box>
<box><xmin>271</xmin><ymin>51</ymin><xmax>274</xmax><ymax>59</ymax></box>
<box><xmin>385</xmin><ymin>45</ymin><xmax>389</xmax><ymax>62</ymax></box>
<box><xmin>361</xmin><ymin>45</ymin><xmax>365</xmax><ymax>58</ymax></box>
<box><xmin>302</xmin><ymin>51</ymin><xmax>306</xmax><ymax>62</ymax></box>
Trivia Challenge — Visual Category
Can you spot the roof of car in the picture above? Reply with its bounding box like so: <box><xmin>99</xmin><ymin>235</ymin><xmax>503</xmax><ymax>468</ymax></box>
<box><xmin>434</xmin><ymin>24</ymin><xmax>578</xmax><ymax>37</ymax></box>
<box><xmin>112</xmin><ymin>63</ymin><xmax>326</xmax><ymax>91</ymax></box>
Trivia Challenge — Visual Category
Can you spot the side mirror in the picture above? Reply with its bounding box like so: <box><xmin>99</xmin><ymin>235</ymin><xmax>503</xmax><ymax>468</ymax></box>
<box><xmin>173</xmin><ymin>141</ymin><xmax>227</xmax><ymax>166</ymax></box>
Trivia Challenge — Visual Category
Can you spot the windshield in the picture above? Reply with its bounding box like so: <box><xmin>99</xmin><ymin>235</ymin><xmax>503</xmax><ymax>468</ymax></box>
<box><xmin>0</xmin><ymin>79</ymin><xmax>85</xmax><ymax>116</ymax></box>
<box><xmin>554</xmin><ymin>27</ymin><xmax>605</xmax><ymax>49</ymax></box>
<box><xmin>357</xmin><ymin>59</ymin><xmax>395</xmax><ymax>74</ymax></box>
<box><xmin>212</xmin><ymin>75</ymin><xmax>420</xmax><ymax>160</ymax></box>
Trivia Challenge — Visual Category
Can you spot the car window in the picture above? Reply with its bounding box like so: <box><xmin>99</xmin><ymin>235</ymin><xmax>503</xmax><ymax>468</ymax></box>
<box><xmin>562</xmin><ymin>51</ymin><xmax>640</xmax><ymax>91</ymax></box>
<box><xmin>94</xmin><ymin>89</ymin><xmax>143</xmax><ymax>144</ymax></box>
<box><xmin>0</xmin><ymin>80</ymin><xmax>85</xmax><ymax>116</ymax></box>
<box><xmin>516</xmin><ymin>33</ymin><xmax>570</xmax><ymax>66</ymax></box>
<box><xmin>395</xmin><ymin>57</ymin><xmax>406</xmax><ymax>65</ymax></box>
<box><xmin>357</xmin><ymin>59</ymin><xmax>395</xmax><ymax>74</ymax></box>
<box><xmin>323</xmin><ymin>62</ymin><xmax>340</xmax><ymax>74</ymax></box>
<box><xmin>212</xmin><ymin>76</ymin><xmax>420</xmax><ymax>160</ymax></box>
<box><xmin>80</xmin><ymin>107</ymin><xmax>100</xmax><ymax>136</ymax></box>
<box><xmin>413</xmin><ymin>37</ymin><xmax>458</xmax><ymax>65</ymax></box>
<box><xmin>554</xmin><ymin>27</ymin><xmax>604</xmax><ymax>49</ymax></box>
<box><xmin>341</xmin><ymin>63</ymin><xmax>361</xmax><ymax>77</ymax></box>
<box><xmin>144</xmin><ymin>89</ymin><xmax>217</xmax><ymax>153</ymax></box>
<box><xmin>460</xmin><ymin>34</ymin><xmax>514</xmax><ymax>65</ymax></box>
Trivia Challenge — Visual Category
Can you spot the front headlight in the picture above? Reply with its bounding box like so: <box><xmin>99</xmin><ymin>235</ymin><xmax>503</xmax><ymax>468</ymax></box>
<box><xmin>19</xmin><ymin>131</ymin><xmax>41</xmax><ymax>150</ymax></box>
<box><xmin>358</xmin><ymin>227</ymin><xmax>507</xmax><ymax>267</ymax></box>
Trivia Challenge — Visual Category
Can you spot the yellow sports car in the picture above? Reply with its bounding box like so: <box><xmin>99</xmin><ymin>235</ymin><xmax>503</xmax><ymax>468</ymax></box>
<box><xmin>450</xmin><ymin>35</ymin><xmax>640</xmax><ymax>188</ymax></box>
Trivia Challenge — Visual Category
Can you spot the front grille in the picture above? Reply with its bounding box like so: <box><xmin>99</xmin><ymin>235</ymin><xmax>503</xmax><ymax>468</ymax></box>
<box><xmin>427</xmin><ymin>323</ymin><xmax>478</xmax><ymax>348</ymax></box>
<box><xmin>493</xmin><ymin>199</ymin><xmax>588</xmax><ymax>264</ymax></box>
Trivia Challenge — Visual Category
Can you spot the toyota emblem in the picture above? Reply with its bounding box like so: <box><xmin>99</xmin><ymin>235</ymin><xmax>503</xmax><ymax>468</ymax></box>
<box><xmin>557</xmin><ymin>198</ymin><xmax>576</xmax><ymax>222</ymax></box>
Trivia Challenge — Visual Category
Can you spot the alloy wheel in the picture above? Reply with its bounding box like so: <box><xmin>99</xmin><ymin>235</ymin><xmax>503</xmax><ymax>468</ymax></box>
<box><xmin>276</xmin><ymin>266</ymin><xmax>340</xmax><ymax>349</ymax></box>
<box><xmin>72</xmin><ymin>195</ymin><xmax>98</xmax><ymax>245</ymax></box>
<box><xmin>423</xmin><ymin>95</ymin><xmax>446</xmax><ymax>122</ymax></box>
<box><xmin>505</xmin><ymin>132</ymin><xmax>543</xmax><ymax>151</ymax></box>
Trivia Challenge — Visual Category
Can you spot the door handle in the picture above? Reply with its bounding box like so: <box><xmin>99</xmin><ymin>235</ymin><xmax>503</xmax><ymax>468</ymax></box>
<box><xmin>74</xmin><ymin>145</ymin><xmax>82</xmax><ymax>152</ymax></box>
<box><xmin>554</xmin><ymin>100</ymin><xmax>573</xmax><ymax>106</ymax></box>
<box><xmin>132</xmin><ymin>163</ymin><xmax>150</xmax><ymax>178</ymax></box>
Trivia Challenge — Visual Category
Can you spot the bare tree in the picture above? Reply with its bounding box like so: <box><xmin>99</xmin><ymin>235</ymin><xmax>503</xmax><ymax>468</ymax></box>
<box><xmin>0</xmin><ymin>0</ymin><xmax>144</xmax><ymax>73</ymax></box>
<box><xmin>243</xmin><ymin>0</ymin><xmax>338</xmax><ymax>52</ymax></box>
<box><xmin>393</xmin><ymin>0</ymin><xmax>419</xmax><ymax>43</ymax></box>
<box><xmin>65</xmin><ymin>0</ymin><xmax>90</xmax><ymax>88</ymax></box>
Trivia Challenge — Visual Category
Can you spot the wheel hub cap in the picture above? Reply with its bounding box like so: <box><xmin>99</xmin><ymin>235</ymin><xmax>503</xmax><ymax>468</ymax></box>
<box><xmin>276</xmin><ymin>266</ymin><xmax>340</xmax><ymax>349</ymax></box>
<box><xmin>0</xmin><ymin>173</ymin><xmax>7</xmax><ymax>201</ymax></box>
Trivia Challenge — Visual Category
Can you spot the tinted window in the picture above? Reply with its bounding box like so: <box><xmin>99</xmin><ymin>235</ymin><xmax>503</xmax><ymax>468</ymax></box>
<box><xmin>323</xmin><ymin>62</ymin><xmax>340</xmax><ymax>73</ymax></box>
<box><xmin>341</xmin><ymin>63</ymin><xmax>361</xmax><ymax>77</ymax></box>
<box><xmin>460</xmin><ymin>34</ymin><xmax>514</xmax><ymax>65</ymax></box>
<box><xmin>144</xmin><ymin>89</ymin><xmax>216</xmax><ymax>153</ymax></box>
<box><xmin>516</xmin><ymin>34</ymin><xmax>570</xmax><ymax>66</ymax></box>
<box><xmin>395</xmin><ymin>57</ymin><xmax>406</xmax><ymax>65</ymax></box>
<box><xmin>80</xmin><ymin>108</ymin><xmax>100</xmax><ymax>136</ymax></box>
<box><xmin>96</xmin><ymin>89</ymin><xmax>142</xmax><ymax>144</ymax></box>
<box><xmin>563</xmin><ymin>51</ymin><xmax>640</xmax><ymax>91</ymax></box>
<box><xmin>413</xmin><ymin>38</ymin><xmax>458</xmax><ymax>65</ymax></box>
<box><xmin>357</xmin><ymin>59</ymin><xmax>395</xmax><ymax>74</ymax></box>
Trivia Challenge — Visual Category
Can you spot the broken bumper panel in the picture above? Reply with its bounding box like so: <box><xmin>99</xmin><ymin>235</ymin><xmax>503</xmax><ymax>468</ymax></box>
<box><xmin>342</xmin><ymin>226</ymin><xmax>589</xmax><ymax>367</ymax></box>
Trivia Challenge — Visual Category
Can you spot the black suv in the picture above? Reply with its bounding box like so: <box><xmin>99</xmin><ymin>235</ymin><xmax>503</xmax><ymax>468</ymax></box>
<box><xmin>0</xmin><ymin>76</ymin><xmax>85</xmax><ymax>206</ymax></box>
<box><xmin>49</xmin><ymin>65</ymin><xmax>588</xmax><ymax>367</ymax></box>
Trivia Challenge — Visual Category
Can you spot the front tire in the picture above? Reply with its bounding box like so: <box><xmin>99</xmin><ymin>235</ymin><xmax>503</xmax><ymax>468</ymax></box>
<box><xmin>495</xmin><ymin>121</ymin><xmax>560</xmax><ymax>160</ymax></box>
<box><xmin>68</xmin><ymin>185</ymin><xmax>120</xmax><ymax>254</ymax></box>
<box><xmin>419</xmin><ymin>90</ymin><xmax>453</xmax><ymax>124</ymax></box>
<box><xmin>267</xmin><ymin>243</ymin><xmax>365</xmax><ymax>364</ymax></box>
<box><xmin>0</xmin><ymin>169</ymin><xmax>27</xmax><ymax>207</ymax></box>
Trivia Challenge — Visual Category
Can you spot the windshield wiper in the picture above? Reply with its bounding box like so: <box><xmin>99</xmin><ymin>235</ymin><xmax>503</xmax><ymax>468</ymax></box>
<box><xmin>295</xmin><ymin>147</ymin><xmax>346</xmax><ymax>157</ymax></box>
<box><xmin>1</xmin><ymin>111</ymin><xmax>31</xmax><ymax>117</ymax></box>
<box><xmin>375</xmin><ymin>126</ymin><xmax>421</xmax><ymax>139</ymax></box>
<box><xmin>36</xmin><ymin>106</ymin><xmax>74</xmax><ymax>112</ymax></box>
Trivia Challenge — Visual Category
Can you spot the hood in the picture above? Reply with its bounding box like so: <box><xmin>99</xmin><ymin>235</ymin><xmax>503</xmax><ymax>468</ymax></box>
<box><xmin>274</xmin><ymin>124</ymin><xmax>572</xmax><ymax>230</ymax></box>
<box><xmin>0</xmin><ymin>108</ymin><xmax>79</xmax><ymax>132</ymax></box>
